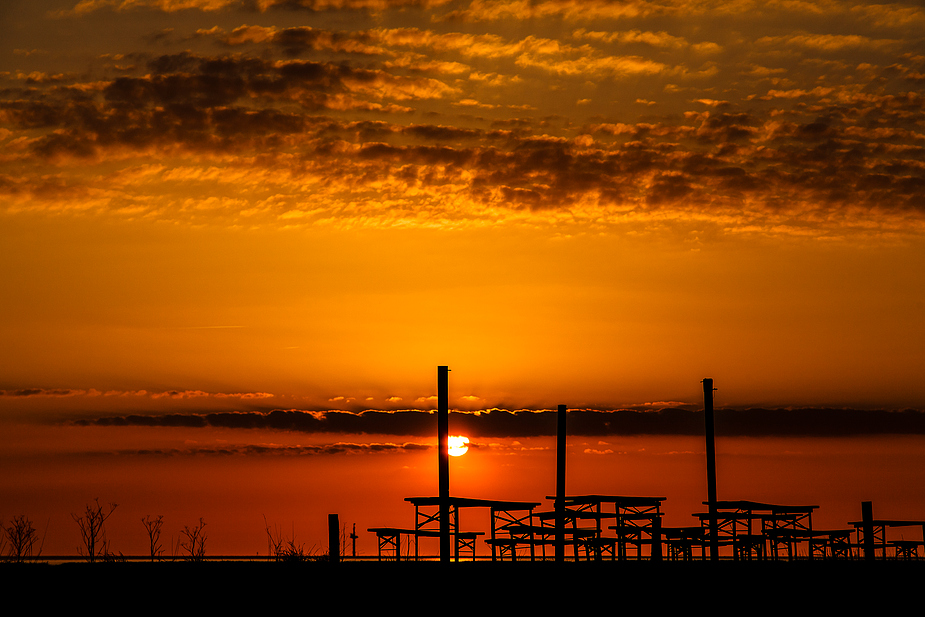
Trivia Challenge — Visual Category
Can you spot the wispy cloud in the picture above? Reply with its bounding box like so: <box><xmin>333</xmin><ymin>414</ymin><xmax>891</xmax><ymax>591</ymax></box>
<box><xmin>61</xmin><ymin>0</ymin><xmax>451</xmax><ymax>16</ymax></box>
<box><xmin>1</xmin><ymin>388</ymin><xmax>273</xmax><ymax>400</ymax></box>
<box><xmin>108</xmin><ymin>440</ymin><xmax>432</xmax><ymax>457</ymax></box>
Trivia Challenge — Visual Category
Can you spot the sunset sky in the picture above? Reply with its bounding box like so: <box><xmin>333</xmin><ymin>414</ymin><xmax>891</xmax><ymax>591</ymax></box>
<box><xmin>1</xmin><ymin>0</ymin><xmax>924</xmax><ymax>557</ymax></box>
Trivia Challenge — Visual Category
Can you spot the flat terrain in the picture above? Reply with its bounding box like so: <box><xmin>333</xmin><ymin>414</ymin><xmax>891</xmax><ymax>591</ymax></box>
<box><xmin>4</xmin><ymin>560</ymin><xmax>921</xmax><ymax>609</ymax></box>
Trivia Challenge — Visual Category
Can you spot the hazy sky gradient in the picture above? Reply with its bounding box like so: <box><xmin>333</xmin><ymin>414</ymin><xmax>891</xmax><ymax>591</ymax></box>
<box><xmin>1</xmin><ymin>0</ymin><xmax>924</xmax><ymax>556</ymax></box>
<box><xmin>3</xmin><ymin>2</ymin><xmax>924</xmax><ymax>412</ymax></box>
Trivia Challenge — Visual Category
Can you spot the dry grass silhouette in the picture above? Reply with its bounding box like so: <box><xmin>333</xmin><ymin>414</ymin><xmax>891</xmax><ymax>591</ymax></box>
<box><xmin>263</xmin><ymin>516</ymin><xmax>321</xmax><ymax>563</ymax></box>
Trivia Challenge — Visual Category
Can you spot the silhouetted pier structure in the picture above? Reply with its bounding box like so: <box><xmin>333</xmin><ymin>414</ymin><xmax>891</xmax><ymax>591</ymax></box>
<box><xmin>364</xmin><ymin>370</ymin><xmax>925</xmax><ymax>563</ymax></box>
<box><xmin>849</xmin><ymin>510</ymin><xmax>925</xmax><ymax>561</ymax></box>
<box><xmin>371</xmin><ymin>494</ymin><xmax>669</xmax><ymax>562</ymax></box>
<box><xmin>367</xmin><ymin>500</ymin><xmax>922</xmax><ymax>562</ymax></box>
<box><xmin>517</xmin><ymin>510</ymin><xmax>600</xmax><ymax>560</ymax></box>
<box><xmin>553</xmin><ymin>495</ymin><xmax>665</xmax><ymax>561</ymax></box>
<box><xmin>690</xmin><ymin>501</ymin><xmax>818</xmax><ymax>561</ymax></box>
<box><xmin>367</xmin><ymin>526</ymin><xmax>482</xmax><ymax>562</ymax></box>
<box><xmin>661</xmin><ymin>526</ymin><xmax>708</xmax><ymax>560</ymax></box>
<box><xmin>490</xmin><ymin>495</ymin><xmax>661</xmax><ymax>561</ymax></box>
<box><xmin>412</xmin><ymin>496</ymin><xmax>542</xmax><ymax>561</ymax></box>
<box><xmin>369</xmin><ymin>497</ymin><xmax>540</xmax><ymax>561</ymax></box>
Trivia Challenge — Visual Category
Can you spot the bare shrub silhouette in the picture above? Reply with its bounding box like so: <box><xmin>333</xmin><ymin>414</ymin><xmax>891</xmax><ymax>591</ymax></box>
<box><xmin>179</xmin><ymin>518</ymin><xmax>207</xmax><ymax>561</ymax></box>
<box><xmin>3</xmin><ymin>515</ymin><xmax>43</xmax><ymax>562</ymax></box>
<box><xmin>142</xmin><ymin>515</ymin><xmax>164</xmax><ymax>561</ymax></box>
<box><xmin>72</xmin><ymin>499</ymin><xmax>118</xmax><ymax>562</ymax></box>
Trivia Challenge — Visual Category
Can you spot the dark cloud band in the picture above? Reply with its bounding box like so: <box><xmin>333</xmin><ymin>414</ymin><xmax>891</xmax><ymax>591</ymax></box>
<box><xmin>119</xmin><ymin>441</ymin><xmax>431</xmax><ymax>457</ymax></box>
<box><xmin>75</xmin><ymin>407</ymin><xmax>925</xmax><ymax>437</ymax></box>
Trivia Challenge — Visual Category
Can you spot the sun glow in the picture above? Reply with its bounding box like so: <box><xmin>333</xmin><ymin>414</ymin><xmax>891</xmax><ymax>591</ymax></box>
<box><xmin>448</xmin><ymin>435</ymin><xmax>469</xmax><ymax>457</ymax></box>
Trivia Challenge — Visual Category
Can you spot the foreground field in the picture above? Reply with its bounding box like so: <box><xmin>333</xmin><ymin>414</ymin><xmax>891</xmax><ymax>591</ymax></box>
<box><xmin>4</xmin><ymin>560</ymin><xmax>921</xmax><ymax>610</ymax></box>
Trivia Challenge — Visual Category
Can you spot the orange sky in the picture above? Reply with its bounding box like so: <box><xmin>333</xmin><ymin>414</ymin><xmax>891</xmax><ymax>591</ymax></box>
<box><xmin>1</xmin><ymin>0</ymin><xmax>924</xmax><ymax>557</ymax></box>
<box><xmin>4</xmin><ymin>422</ymin><xmax>925</xmax><ymax>556</ymax></box>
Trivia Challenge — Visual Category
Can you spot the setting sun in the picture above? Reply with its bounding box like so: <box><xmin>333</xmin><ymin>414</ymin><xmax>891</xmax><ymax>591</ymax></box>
<box><xmin>448</xmin><ymin>435</ymin><xmax>470</xmax><ymax>457</ymax></box>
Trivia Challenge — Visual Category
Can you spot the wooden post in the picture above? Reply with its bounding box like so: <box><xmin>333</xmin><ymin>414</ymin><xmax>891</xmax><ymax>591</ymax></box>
<box><xmin>921</xmin><ymin>524</ymin><xmax>925</xmax><ymax>561</ymax></box>
<box><xmin>328</xmin><ymin>513</ymin><xmax>340</xmax><ymax>563</ymax></box>
<box><xmin>438</xmin><ymin>366</ymin><xmax>450</xmax><ymax>563</ymax></box>
<box><xmin>862</xmin><ymin>501</ymin><xmax>875</xmax><ymax>561</ymax></box>
<box><xmin>703</xmin><ymin>378</ymin><xmax>719</xmax><ymax>561</ymax></box>
<box><xmin>556</xmin><ymin>403</ymin><xmax>567</xmax><ymax>563</ymax></box>
<box><xmin>651</xmin><ymin>515</ymin><xmax>662</xmax><ymax>562</ymax></box>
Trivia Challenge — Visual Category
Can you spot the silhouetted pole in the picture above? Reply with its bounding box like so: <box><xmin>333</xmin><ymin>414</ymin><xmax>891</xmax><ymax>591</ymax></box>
<box><xmin>861</xmin><ymin>501</ymin><xmax>875</xmax><ymax>561</ymax></box>
<box><xmin>556</xmin><ymin>404</ymin><xmax>567</xmax><ymax>562</ymax></box>
<box><xmin>328</xmin><ymin>513</ymin><xmax>340</xmax><ymax>563</ymax></box>
<box><xmin>350</xmin><ymin>522</ymin><xmax>357</xmax><ymax>558</ymax></box>
<box><xmin>438</xmin><ymin>365</ymin><xmax>450</xmax><ymax>563</ymax></box>
<box><xmin>651</xmin><ymin>514</ymin><xmax>662</xmax><ymax>562</ymax></box>
<box><xmin>703</xmin><ymin>378</ymin><xmax>719</xmax><ymax>561</ymax></box>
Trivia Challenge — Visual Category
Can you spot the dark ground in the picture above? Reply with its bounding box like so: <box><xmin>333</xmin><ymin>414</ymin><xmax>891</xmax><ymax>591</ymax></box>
<box><xmin>3</xmin><ymin>560</ymin><xmax>919</xmax><ymax>610</ymax></box>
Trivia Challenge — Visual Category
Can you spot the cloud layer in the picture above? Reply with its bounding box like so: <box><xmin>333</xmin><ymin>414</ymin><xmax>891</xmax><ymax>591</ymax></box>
<box><xmin>1</xmin><ymin>0</ymin><xmax>923</xmax><ymax>236</ymax></box>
